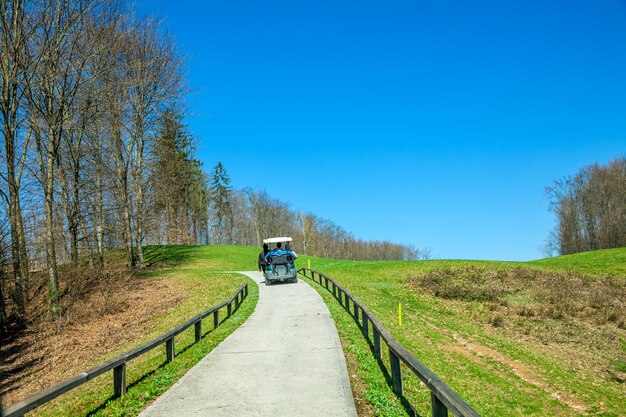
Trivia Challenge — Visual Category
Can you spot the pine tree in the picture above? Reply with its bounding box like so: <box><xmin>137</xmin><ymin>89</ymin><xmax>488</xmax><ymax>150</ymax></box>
<box><xmin>209</xmin><ymin>162</ymin><xmax>233</xmax><ymax>244</ymax></box>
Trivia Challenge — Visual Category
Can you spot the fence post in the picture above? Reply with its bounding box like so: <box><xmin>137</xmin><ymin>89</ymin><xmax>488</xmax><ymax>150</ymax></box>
<box><xmin>214</xmin><ymin>310</ymin><xmax>219</xmax><ymax>329</ymax></box>
<box><xmin>195</xmin><ymin>321</ymin><xmax>202</xmax><ymax>342</ymax></box>
<box><xmin>373</xmin><ymin>329</ymin><xmax>381</xmax><ymax>359</ymax></box>
<box><xmin>431</xmin><ymin>392</ymin><xmax>448</xmax><ymax>417</ymax></box>
<box><xmin>389</xmin><ymin>348</ymin><xmax>403</xmax><ymax>396</ymax></box>
<box><xmin>354</xmin><ymin>303</ymin><xmax>360</xmax><ymax>322</ymax></box>
<box><xmin>235</xmin><ymin>294</ymin><xmax>240</xmax><ymax>309</ymax></box>
<box><xmin>166</xmin><ymin>338</ymin><xmax>175</xmax><ymax>363</ymax></box>
<box><xmin>325</xmin><ymin>277</ymin><xmax>329</xmax><ymax>289</ymax></box>
<box><xmin>227</xmin><ymin>302</ymin><xmax>232</xmax><ymax>317</ymax></box>
<box><xmin>345</xmin><ymin>292</ymin><xmax>350</xmax><ymax>309</ymax></box>
<box><xmin>113</xmin><ymin>363</ymin><xmax>126</xmax><ymax>398</ymax></box>
<box><xmin>362</xmin><ymin>314</ymin><xmax>369</xmax><ymax>338</ymax></box>
<box><xmin>332</xmin><ymin>282</ymin><xmax>337</xmax><ymax>298</ymax></box>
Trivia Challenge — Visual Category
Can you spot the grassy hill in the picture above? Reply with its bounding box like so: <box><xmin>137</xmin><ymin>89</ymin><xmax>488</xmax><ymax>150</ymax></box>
<box><xmin>299</xmin><ymin>247</ymin><xmax>625</xmax><ymax>417</ymax></box>
<box><xmin>529</xmin><ymin>247</ymin><xmax>626</xmax><ymax>276</ymax></box>
<box><xmin>5</xmin><ymin>245</ymin><xmax>260</xmax><ymax>417</ymax></box>
<box><xmin>9</xmin><ymin>245</ymin><xmax>622</xmax><ymax>417</ymax></box>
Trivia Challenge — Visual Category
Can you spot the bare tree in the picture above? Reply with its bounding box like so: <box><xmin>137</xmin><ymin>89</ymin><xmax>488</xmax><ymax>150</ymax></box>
<box><xmin>125</xmin><ymin>17</ymin><xmax>182</xmax><ymax>267</ymax></box>
<box><xmin>0</xmin><ymin>0</ymin><xmax>31</xmax><ymax>323</ymax></box>
<box><xmin>25</xmin><ymin>0</ymin><xmax>101</xmax><ymax>310</ymax></box>
<box><xmin>547</xmin><ymin>157</ymin><xmax>626</xmax><ymax>255</ymax></box>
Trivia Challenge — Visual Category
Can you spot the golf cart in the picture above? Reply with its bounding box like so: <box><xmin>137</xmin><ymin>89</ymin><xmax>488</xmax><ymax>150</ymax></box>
<box><xmin>263</xmin><ymin>237</ymin><xmax>298</xmax><ymax>285</ymax></box>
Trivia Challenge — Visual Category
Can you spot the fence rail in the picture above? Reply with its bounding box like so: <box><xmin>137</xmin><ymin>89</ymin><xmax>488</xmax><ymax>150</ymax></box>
<box><xmin>298</xmin><ymin>268</ymin><xmax>480</xmax><ymax>417</ymax></box>
<box><xmin>2</xmin><ymin>281</ymin><xmax>250</xmax><ymax>417</ymax></box>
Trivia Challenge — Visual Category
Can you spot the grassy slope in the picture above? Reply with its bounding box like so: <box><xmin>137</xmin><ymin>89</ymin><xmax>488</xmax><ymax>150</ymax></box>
<box><xmin>30</xmin><ymin>245</ymin><xmax>260</xmax><ymax>417</ymax></box>
<box><xmin>529</xmin><ymin>247</ymin><xmax>626</xmax><ymax>276</ymax></box>
<box><xmin>298</xmin><ymin>248</ymin><xmax>626</xmax><ymax>417</ymax></box>
<box><xmin>24</xmin><ymin>245</ymin><xmax>623</xmax><ymax>416</ymax></box>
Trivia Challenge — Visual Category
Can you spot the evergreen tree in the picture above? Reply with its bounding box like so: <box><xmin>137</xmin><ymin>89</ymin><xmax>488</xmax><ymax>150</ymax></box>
<box><xmin>151</xmin><ymin>108</ymin><xmax>205</xmax><ymax>244</ymax></box>
<box><xmin>209</xmin><ymin>162</ymin><xmax>233</xmax><ymax>244</ymax></box>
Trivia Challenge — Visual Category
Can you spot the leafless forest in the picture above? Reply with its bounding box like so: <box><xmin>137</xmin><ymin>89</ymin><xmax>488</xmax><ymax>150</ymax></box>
<box><xmin>546</xmin><ymin>157</ymin><xmax>626</xmax><ymax>256</ymax></box>
<box><xmin>0</xmin><ymin>0</ymin><xmax>421</xmax><ymax>334</ymax></box>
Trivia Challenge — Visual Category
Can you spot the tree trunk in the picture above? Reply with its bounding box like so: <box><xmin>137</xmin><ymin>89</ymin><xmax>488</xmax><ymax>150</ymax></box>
<box><xmin>4</xmin><ymin>128</ymin><xmax>27</xmax><ymax>322</ymax></box>
<box><xmin>0</xmin><ymin>276</ymin><xmax>7</xmax><ymax>333</ymax></box>
<box><xmin>59</xmin><ymin>161</ymin><xmax>79</xmax><ymax>266</ymax></box>
<box><xmin>133</xmin><ymin>131</ymin><xmax>145</xmax><ymax>268</ymax></box>
<box><xmin>134</xmin><ymin>172</ymin><xmax>145</xmax><ymax>267</ymax></box>
<box><xmin>113</xmin><ymin>126</ymin><xmax>134</xmax><ymax>268</ymax></box>
<box><xmin>44</xmin><ymin>142</ymin><xmax>60</xmax><ymax>313</ymax></box>
<box><xmin>70</xmin><ymin>155</ymin><xmax>80</xmax><ymax>265</ymax></box>
<box><xmin>16</xmin><ymin>197</ymin><xmax>29</xmax><ymax>291</ymax></box>
<box><xmin>95</xmin><ymin>156</ymin><xmax>104</xmax><ymax>268</ymax></box>
<box><xmin>9</xmin><ymin>200</ymin><xmax>26</xmax><ymax>320</ymax></box>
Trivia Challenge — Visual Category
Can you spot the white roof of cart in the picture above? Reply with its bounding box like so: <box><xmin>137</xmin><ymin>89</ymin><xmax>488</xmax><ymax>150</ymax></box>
<box><xmin>262</xmin><ymin>237</ymin><xmax>293</xmax><ymax>244</ymax></box>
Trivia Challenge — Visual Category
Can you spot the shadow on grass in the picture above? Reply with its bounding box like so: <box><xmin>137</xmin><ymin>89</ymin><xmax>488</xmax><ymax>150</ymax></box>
<box><xmin>310</xmin><ymin>273</ymin><xmax>420</xmax><ymax>417</ymax></box>
<box><xmin>83</xmin><ymin>302</ymin><xmax>243</xmax><ymax>417</ymax></box>
<box><xmin>142</xmin><ymin>245</ymin><xmax>201</xmax><ymax>268</ymax></box>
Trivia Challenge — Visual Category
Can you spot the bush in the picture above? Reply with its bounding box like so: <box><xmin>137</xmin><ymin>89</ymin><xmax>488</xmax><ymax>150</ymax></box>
<box><xmin>409</xmin><ymin>266</ymin><xmax>625</xmax><ymax>326</ymax></box>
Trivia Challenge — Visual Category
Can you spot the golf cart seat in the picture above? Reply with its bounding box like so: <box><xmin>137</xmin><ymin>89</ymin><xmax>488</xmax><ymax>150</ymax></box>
<box><xmin>270</xmin><ymin>253</ymin><xmax>292</xmax><ymax>266</ymax></box>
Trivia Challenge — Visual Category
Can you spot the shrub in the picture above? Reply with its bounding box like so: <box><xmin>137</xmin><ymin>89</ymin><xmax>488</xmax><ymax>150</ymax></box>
<box><xmin>409</xmin><ymin>266</ymin><xmax>625</xmax><ymax>327</ymax></box>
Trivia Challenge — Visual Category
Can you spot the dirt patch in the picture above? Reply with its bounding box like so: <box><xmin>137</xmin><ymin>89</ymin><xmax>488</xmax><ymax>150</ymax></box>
<box><xmin>445</xmin><ymin>335</ymin><xmax>590</xmax><ymax>414</ymax></box>
<box><xmin>0</xmin><ymin>268</ymin><xmax>184</xmax><ymax>407</ymax></box>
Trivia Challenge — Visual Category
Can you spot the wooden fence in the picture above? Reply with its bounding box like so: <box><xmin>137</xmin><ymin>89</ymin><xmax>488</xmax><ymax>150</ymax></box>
<box><xmin>2</xmin><ymin>281</ymin><xmax>250</xmax><ymax>417</ymax></box>
<box><xmin>299</xmin><ymin>268</ymin><xmax>481</xmax><ymax>417</ymax></box>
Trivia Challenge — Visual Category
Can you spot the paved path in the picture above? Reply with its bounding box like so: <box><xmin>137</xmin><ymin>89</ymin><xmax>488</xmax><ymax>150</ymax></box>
<box><xmin>139</xmin><ymin>271</ymin><xmax>357</xmax><ymax>417</ymax></box>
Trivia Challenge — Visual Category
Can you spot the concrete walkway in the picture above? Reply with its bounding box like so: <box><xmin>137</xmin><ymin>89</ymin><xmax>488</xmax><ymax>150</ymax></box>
<box><xmin>139</xmin><ymin>271</ymin><xmax>357</xmax><ymax>417</ymax></box>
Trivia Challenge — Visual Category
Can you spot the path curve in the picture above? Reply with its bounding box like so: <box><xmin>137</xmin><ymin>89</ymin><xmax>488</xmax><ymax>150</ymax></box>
<box><xmin>139</xmin><ymin>271</ymin><xmax>357</xmax><ymax>417</ymax></box>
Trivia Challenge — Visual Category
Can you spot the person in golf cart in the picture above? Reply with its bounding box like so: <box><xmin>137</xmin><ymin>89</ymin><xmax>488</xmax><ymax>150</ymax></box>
<box><xmin>262</xmin><ymin>237</ymin><xmax>298</xmax><ymax>284</ymax></box>
<box><xmin>264</xmin><ymin>242</ymin><xmax>297</xmax><ymax>263</ymax></box>
<box><xmin>258</xmin><ymin>243</ymin><xmax>269</xmax><ymax>272</ymax></box>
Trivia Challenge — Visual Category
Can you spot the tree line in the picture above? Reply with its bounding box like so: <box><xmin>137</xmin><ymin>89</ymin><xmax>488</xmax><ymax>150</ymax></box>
<box><xmin>0</xmin><ymin>0</ymin><xmax>205</xmax><ymax>331</ymax></box>
<box><xmin>0</xmin><ymin>0</ymin><xmax>424</xmax><ymax>334</ymax></box>
<box><xmin>206</xmin><ymin>183</ymin><xmax>426</xmax><ymax>262</ymax></box>
<box><xmin>546</xmin><ymin>156</ymin><xmax>626</xmax><ymax>255</ymax></box>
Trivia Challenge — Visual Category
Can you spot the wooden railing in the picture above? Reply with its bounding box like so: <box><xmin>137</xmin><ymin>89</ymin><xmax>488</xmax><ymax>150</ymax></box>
<box><xmin>299</xmin><ymin>268</ymin><xmax>480</xmax><ymax>417</ymax></box>
<box><xmin>2</xmin><ymin>281</ymin><xmax>250</xmax><ymax>417</ymax></box>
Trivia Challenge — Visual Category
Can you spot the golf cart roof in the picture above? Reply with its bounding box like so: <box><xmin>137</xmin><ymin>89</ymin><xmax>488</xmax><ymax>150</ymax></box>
<box><xmin>262</xmin><ymin>237</ymin><xmax>293</xmax><ymax>244</ymax></box>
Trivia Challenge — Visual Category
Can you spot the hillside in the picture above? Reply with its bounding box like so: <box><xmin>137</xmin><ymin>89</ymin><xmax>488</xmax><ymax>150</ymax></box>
<box><xmin>529</xmin><ymin>247</ymin><xmax>626</xmax><ymax>277</ymax></box>
<box><xmin>1</xmin><ymin>245</ymin><xmax>259</xmax><ymax>416</ymax></box>
<box><xmin>301</xmin><ymin>247</ymin><xmax>625</xmax><ymax>417</ymax></box>
<box><xmin>3</xmin><ymin>245</ymin><xmax>623</xmax><ymax>417</ymax></box>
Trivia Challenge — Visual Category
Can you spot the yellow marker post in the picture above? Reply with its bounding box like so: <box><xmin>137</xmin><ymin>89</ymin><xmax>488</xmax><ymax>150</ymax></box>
<box><xmin>308</xmin><ymin>259</ymin><xmax>311</xmax><ymax>269</ymax></box>
<box><xmin>398</xmin><ymin>302</ymin><xmax>402</xmax><ymax>327</ymax></box>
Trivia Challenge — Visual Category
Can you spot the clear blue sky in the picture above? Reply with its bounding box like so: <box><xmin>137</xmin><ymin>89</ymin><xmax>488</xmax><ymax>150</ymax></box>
<box><xmin>140</xmin><ymin>0</ymin><xmax>626</xmax><ymax>261</ymax></box>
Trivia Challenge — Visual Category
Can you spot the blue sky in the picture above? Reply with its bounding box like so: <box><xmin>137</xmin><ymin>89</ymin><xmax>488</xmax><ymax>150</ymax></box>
<box><xmin>140</xmin><ymin>0</ymin><xmax>626</xmax><ymax>261</ymax></box>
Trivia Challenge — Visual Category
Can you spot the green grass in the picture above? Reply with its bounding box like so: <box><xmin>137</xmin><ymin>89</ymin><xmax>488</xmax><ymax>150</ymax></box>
<box><xmin>299</xmin><ymin>247</ymin><xmax>626</xmax><ymax>417</ymax></box>
<box><xmin>142</xmin><ymin>244</ymin><xmax>260</xmax><ymax>271</ymax></box>
<box><xmin>22</xmin><ymin>245</ymin><xmax>624</xmax><ymax>417</ymax></box>
<box><xmin>28</xmin><ymin>245</ymin><xmax>259</xmax><ymax>417</ymax></box>
<box><xmin>308</xmin><ymin>276</ymin><xmax>410</xmax><ymax>416</ymax></box>
<box><xmin>529</xmin><ymin>247</ymin><xmax>626</xmax><ymax>276</ymax></box>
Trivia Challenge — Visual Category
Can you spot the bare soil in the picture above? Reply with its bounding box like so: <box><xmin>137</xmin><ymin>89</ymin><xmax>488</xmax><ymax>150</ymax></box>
<box><xmin>444</xmin><ymin>335</ymin><xmax>590</xmax><ymax>415</ymax></box>
<box><xmin>0</xmin><ymin>266</ymin><xmax>183</xmax><ymax>408</ymax></box>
